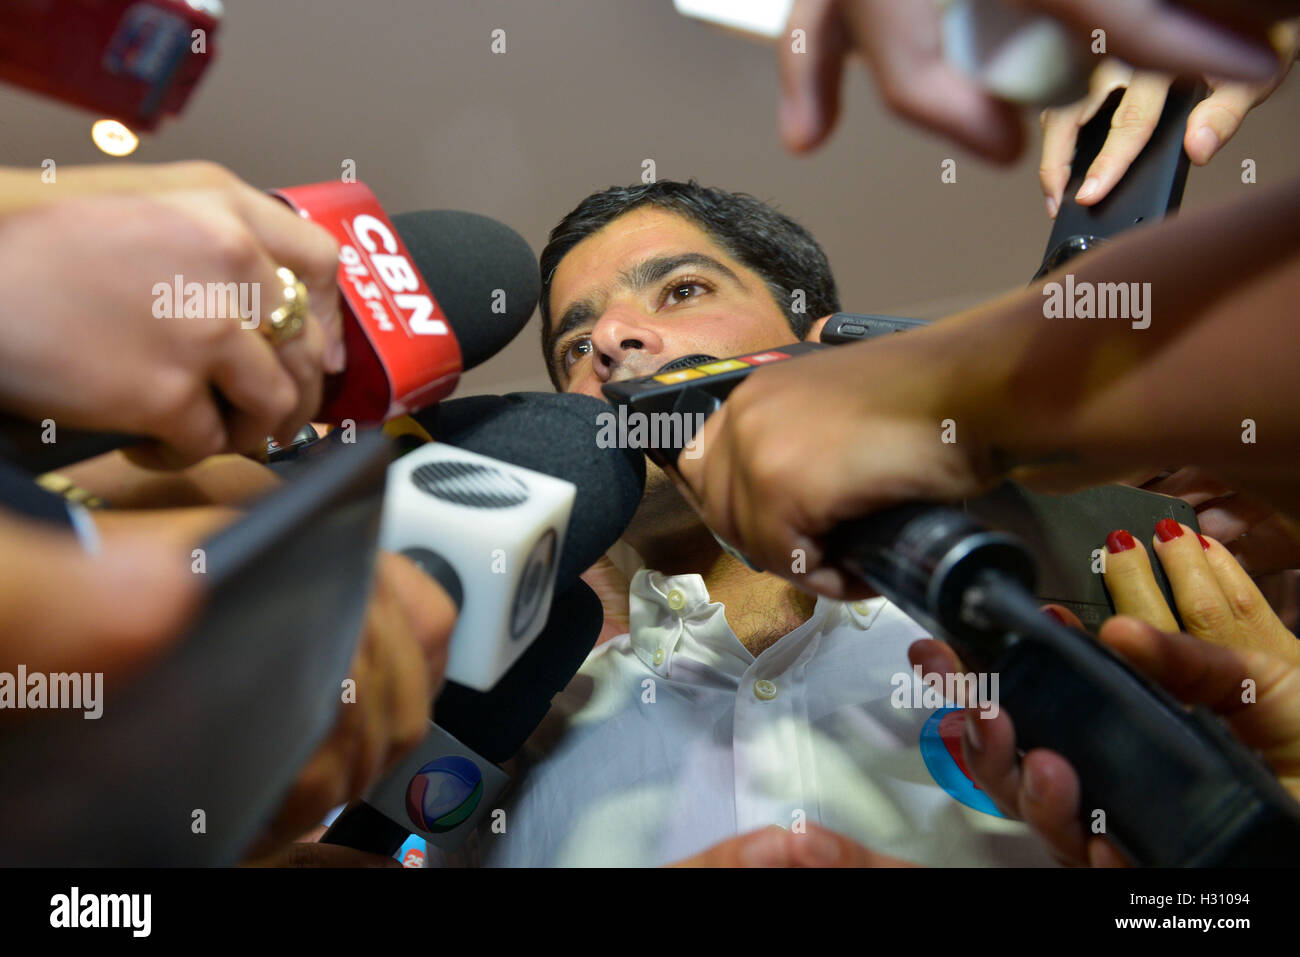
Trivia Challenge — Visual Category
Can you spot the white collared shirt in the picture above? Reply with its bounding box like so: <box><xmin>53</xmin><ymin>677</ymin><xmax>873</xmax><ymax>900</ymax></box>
<box><xmin>466</xmin><ymin>569</ymin><xmax>1055</xmax><ymax>867</ymax></box>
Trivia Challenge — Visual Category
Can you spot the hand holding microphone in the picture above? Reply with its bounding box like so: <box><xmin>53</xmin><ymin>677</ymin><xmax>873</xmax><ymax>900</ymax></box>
<box><xmin>617</xmin><ymin>191</ymin><xmax>1300</xmax><ymax>863</ymax></box>
<box><xmin>0</xmin><ymin>167</ymin><xmax>551</xmax><ymax>862</ymax></box>
<box><xmin>0</xmin><ymin>161</ymin><xmax>343</xmax><ymax>466</ymax></box>
<box><xmin>913</xmin><ymin>614</ymin><xmax>1300</xmax><ymax>867</ymax></box>
<box><xmin>250</xmin><ymin>550</ymin><xmax>457</xmax><ymax>855</ymax></box>
<box><xmin>0</xmin><ymin>164</ymin><xmax>541</xmax><ymax>473</ymax></box>
<box><xmin>674</xmin><ymin>327</ymin><xmax>992</xmax><ymax>600</ymax></box>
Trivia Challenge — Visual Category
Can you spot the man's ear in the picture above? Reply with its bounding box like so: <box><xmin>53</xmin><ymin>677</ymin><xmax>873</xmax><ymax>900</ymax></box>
<box><xmin>804</xmin><ymin>314</ymin><xmax>832</xmax><ymax>343</ymax></box>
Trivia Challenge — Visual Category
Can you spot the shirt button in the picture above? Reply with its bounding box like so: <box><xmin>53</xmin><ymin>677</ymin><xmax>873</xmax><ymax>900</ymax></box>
<box><xmin>753</xmin><ymin>679</ymin><xmax>778</xmax><ymax>701</ymax></box>
<box><xmin>652</xmin><ymin>647</ymin><xmax>665</xmax><ymax>666</ymax></box>
<box><xmin>666</xmin><ymin>589</ymin><xmax>687</xmax><ymax>611</ymax></box>
<box><xmin>852</xmin><ymin>600</ymin><xmax>873</xmax><ymax>615</ymax></box>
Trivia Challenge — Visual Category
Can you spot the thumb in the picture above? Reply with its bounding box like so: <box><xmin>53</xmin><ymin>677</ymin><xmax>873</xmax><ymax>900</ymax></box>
<box><xmin>779</xmin><ymin>0</ymin><xmax>850</xmax><ymax>153</ymax></box>
<box><xmin>669</xmin><ymin>823</ymin><xmax>914</xmax><ymax>867</ymax></box>
<box><xmin>1184</xmin><ymin>83</ymin><xmax>1260</xmax><ymax>165</ymax></box>
<box><xmin>669</xmin><ymin>825</ymin><xmax>794</xmax><ymax>867</ymax></box>
<box><xmin>375</xmin><ymin>551</ymin><xmax>457</xmax><ymax>679</ymax></box>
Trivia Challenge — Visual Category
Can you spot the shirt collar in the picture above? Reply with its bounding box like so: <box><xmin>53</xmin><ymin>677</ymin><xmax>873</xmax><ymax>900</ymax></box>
<box><xmin>626</xmin><ymin>568</ymin><xmax>890</xmax><ymax>680</ymax></box>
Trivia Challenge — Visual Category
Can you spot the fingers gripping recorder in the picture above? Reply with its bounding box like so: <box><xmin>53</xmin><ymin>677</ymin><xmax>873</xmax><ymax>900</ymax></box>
<box><xmin>603</xmin><ymin>343</ymin><xmax>1300</xmax><ymax>866</ymax></box>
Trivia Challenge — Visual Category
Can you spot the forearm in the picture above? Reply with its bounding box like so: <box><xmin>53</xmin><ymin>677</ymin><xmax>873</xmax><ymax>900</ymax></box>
<box><xmin>52</xmin><ymin>452</ymin><xmax>282</xmax><ymax>510</ymax></box>
<box><xmin>92</xmin><ymin>505</ymin><xmax>244</xmax><ymax>554</ymax></box>
<box><xmin>934</xmin><ymin>174</ymin><xmax>1300</xmax><ymax>488</ymax></box>
<box><xmin>0</xmin><ymin>162</ymin><xmax>232</xmax><ymax>219</ymax></box>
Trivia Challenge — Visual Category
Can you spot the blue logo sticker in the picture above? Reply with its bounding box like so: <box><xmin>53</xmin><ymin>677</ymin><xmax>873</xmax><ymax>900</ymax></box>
<box><xmin>919</xmin><ymin>707</ymin><xmax>1006</xmax><ymax>818</ymax></box>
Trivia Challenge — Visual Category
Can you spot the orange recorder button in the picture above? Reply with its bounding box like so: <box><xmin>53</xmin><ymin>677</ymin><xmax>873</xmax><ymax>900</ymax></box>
<box><xmin>652</xmin><ymin>368</ymin><xmax>707</xmax><ymax>384</ymax></box>
<box><xmin>693</xmin><ymin>359</ymin><xmax>749</xmax><ymax>375</ymax></box>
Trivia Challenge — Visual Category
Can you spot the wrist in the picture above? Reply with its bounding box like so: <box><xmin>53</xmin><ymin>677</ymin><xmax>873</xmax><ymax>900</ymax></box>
<box><xmin>933</xmin><ymin>286</ymin><xmax>1103</xmax><ymax>486</ymax></box>
<box><xmin>888</xmin><ymin>310</ymin><xmax>1016</xmax><ymax>494</ymax></box>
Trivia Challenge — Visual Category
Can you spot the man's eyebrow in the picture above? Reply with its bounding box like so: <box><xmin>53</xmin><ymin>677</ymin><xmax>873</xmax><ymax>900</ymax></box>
<box><xmin>619</xmin><ymin>252</ymin><xmax>742</xmax><ymax>292</ymax></box>
<box><xmin>547</xmin><ymin>252</ymin><xmax>744</xmax><ymax>380</ymax></box>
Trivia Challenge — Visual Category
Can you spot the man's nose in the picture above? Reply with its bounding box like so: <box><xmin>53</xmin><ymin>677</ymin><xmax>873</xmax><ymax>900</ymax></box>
<box><xmin>589</xmin><ymin>307</ymin><xmax>664</xmax><ymax>382</ymax></box>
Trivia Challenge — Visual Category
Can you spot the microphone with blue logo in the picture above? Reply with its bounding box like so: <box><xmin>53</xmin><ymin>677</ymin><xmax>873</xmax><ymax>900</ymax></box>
<box><xmin>322</xmin><ymin>392</ymin><xmax>645</xmax><ymax>857</ymax></box>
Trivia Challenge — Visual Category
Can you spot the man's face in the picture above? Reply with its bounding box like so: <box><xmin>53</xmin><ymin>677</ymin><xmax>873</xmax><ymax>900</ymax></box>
<box><xmin>546</xmin><ymin>207</ymin><xmax>798</xmax><ymax>398</ymax></box>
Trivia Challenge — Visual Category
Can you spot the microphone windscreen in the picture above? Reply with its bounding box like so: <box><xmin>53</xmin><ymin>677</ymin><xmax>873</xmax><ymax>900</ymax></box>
<box><xmin>434</xmin><ymin>578</ymin><xmax>605</xmax><ymax>764</ymax></box>
<box><xmin>426</xmin><ymin>392</ymin><xmax>645</xmax><ymax>592</ymax></box>
<box><xmin>390</xmin><ymin>210</ymin><xmax>539</xmax><ymax>372</ymax></box>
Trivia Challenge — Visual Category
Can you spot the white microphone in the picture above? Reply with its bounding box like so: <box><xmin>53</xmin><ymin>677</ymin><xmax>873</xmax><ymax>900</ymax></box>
<box><xmin>381</xmin><ymin>442</ymin><xmax>574</xmax><ymax>691</ymax></box>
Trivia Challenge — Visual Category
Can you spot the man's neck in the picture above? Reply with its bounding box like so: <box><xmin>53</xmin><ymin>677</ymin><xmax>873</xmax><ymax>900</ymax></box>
<box><xmin>694</xmin><ymin>549</ymin><xmax>817</xmax><ymax>657</ymax></box>
<box><xmin>598</xmin><ymin>521</ymin><xmax>816</xmax><ymax>657</ymax></box>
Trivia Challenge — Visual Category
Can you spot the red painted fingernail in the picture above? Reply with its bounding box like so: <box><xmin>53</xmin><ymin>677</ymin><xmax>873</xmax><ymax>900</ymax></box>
<box><xmin>1042</xmin><ymin>607</ymin><xmax>1066</xmax><ymax>625</ymax></box>
<box><xmin>1154</xmin><ymin>518</ymin><xmax>1184</xmax><ymax>543</ymax></box>
<box><xmin>1106</xmin><ymin>529</ymin><xmax>1136</xmax><ymax>553</ymax></box>
<box><xmin>1198</xmin><ymin>534</ymin><xmax>1211</xmax><ymax>551</ymax></box>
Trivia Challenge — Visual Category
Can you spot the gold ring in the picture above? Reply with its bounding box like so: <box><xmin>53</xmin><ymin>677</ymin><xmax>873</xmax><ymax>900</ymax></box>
<box><xmin>261</xmin><ymin>266</ymin><xmax>309</xmax><ymax>344</ymax></box>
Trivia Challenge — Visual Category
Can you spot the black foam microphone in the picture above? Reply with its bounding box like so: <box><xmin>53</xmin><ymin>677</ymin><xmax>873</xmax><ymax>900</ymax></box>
<box><xmin>0</xmin><ymin>209</ymin><xmax>540</xmax><ymax>473</ymax></box>
<box><xmin>386</xmin><ymin>392</ymin><xmax>643</xmax><ymax>690</ymax></box>
<box><xmin>421</xmin><ymin>391</ymin><xmax>646</xmax><ymax>590</ymax></box>
<box><xmin>428</xmin><ymin>392</ymin><xmax>641</xmax><ymax>757</ymax></box>
<box><xmin>387</xmin><ymin>211</ymin><xmax>539</xmax><ymax>373</ymax></box>
<box><xmin>433</xmin><ymin>577</ymin><xmax>606</xmax><ymax>766</ymax></box>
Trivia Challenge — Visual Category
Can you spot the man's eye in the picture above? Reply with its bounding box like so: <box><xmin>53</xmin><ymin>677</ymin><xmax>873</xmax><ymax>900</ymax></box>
<box><xmin>663</xmin><ymin>280</ymin><xmax>709</xmax><ymax>307</ymax></box>
<box><xmin>562</xmin><ymin>337</ymin><xmax>593</xmax><ymax>369</ymax></box>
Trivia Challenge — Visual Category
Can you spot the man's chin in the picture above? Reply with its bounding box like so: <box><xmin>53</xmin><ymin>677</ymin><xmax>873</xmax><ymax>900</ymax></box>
<box><xmin>623</xmin><ymin>460</ymin><xmax>701</xmax><ymax>544</ymax></box>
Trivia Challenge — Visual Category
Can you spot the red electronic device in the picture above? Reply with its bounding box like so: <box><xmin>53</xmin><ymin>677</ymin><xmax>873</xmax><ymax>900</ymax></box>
<box><xmin>0</xmin><ymin>0</ymin><xmax>222</xmax><ymax>131</ymax></box>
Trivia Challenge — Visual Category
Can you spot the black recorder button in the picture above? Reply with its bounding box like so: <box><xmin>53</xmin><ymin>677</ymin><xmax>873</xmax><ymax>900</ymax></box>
<box><xmin>838</xmin><ymin>322</ymin><xmax>867</xmax><ymax>338</ymax></box>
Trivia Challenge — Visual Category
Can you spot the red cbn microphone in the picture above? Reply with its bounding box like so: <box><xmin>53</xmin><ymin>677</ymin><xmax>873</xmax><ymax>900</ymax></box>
<box><xmin>0</xmin><ymin>182</ymin><xmax>540</xmax><ymax>472</ymax></box>
<box><xmin>272</xmin><ymin>182</ymin><xmax>463</xmax><ymax>426</ymax></box>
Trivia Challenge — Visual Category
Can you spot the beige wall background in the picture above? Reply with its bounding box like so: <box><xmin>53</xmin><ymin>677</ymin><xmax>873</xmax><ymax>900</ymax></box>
<box><xmin>3</xmin><ymin>0</ymin><xmax>1297</xmax><ymax>395</ymax></box>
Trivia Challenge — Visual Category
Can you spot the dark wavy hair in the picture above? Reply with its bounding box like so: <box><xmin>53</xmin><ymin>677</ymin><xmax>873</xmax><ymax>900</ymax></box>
<box><xmin>539</xmin><ymin>180</ymin><xmax>840</xmax><ymax>388</ymax></box>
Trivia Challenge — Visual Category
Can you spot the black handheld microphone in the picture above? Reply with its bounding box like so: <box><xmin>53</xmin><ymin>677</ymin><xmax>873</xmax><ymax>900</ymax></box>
<box><xmin>383</xmin><ymin>392</ymin><xmax>644</xmax><ymax>690</ymax></box>
<box><xmin>825</xmin><ymin>505</ymin><xmax>1300</xmax><ymax>866</ymax></box>
<box><xmin>421</xmin><ymin>391</ymin><xmax>647</xmax><ymax>590</ymax></box>
<box><xmin>604</xmin><ymin>355</ymin><xmax>1300</xmax><ymax>866</ymax></box>
<box><xmin>428</xmin><ymin>393</ymin><xmax>643</xmax><ymax>757</ymax></box>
